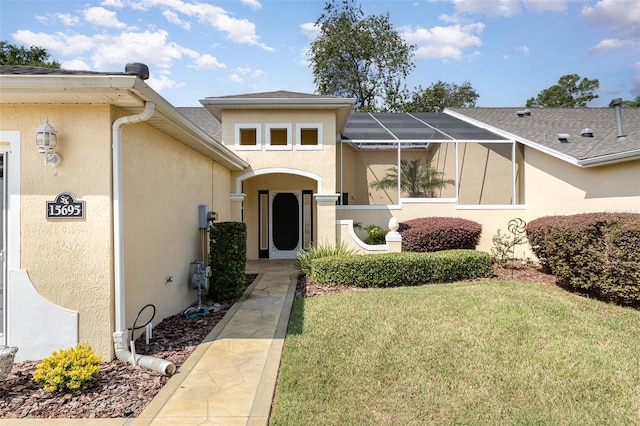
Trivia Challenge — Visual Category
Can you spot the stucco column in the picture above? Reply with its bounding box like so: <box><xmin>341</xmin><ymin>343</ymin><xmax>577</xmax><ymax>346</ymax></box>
<box><xmin>314</xmin><ymin>194</ymin><xmax>340</xmax><ymax>246</ymax></box>
<box><xmin>230</xmin><ymin>193</ymin><xmax>246</xmax><ymax>222</ymax></box>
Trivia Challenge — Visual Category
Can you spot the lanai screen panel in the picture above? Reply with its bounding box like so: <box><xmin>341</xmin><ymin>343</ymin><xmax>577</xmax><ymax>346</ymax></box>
<box><xmin>342</xmin><ymin>112</ymin><xmax>509</xmax><ymax>142</ymax></box>
<box><xmin>410</xmin><ymin>113</ymin><xmax>508</xmax><ymax>141</ymax></box>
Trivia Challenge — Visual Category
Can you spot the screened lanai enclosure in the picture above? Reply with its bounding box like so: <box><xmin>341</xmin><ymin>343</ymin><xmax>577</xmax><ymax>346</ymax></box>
<box><xmin>337</xmin><ymin>112</ymin><xmax>525</xmax><ymax>207</ymax></box>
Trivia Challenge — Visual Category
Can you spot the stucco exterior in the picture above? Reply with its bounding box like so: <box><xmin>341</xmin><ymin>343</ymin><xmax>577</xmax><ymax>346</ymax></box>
<box><xmin>0</xmin><ymin>68</ymin><xmax>247</xmax><ymax>361</ymax></box>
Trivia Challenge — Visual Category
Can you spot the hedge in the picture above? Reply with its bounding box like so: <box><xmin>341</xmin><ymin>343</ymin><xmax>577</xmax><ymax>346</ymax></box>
<box><xmin>209</xmin><ymin>221</ymin><xmax>247</xmax><ymax>300</ymax></box>
<box><xmin>526</xmin><ymin>212</ymin><xmax>640</xmax><ymax>306</ymax></box>
<box><xmin>308</xmin><ymin>250</ymin><xmax>493</xmax><ymax>287</ymax></box>
<box><xmin>399</xmin><ymin>217</ymin><xmax>482</xmax><ymax>252</ymax></box>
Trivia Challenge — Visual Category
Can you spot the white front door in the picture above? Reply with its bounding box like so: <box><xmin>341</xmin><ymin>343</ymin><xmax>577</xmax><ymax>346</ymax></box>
<box><xmin>269</xmin><ymin>191</ymin><xmax>302</xmax><ymax>259</ymax></box>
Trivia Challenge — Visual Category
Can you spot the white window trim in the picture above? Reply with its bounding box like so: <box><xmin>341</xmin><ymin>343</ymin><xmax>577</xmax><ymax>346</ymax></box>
<box><xmin>265</xmin><ymin>123</ymin><xmax>292</xmax><ymax>151</ymax></box>
<box><xmin>234</xmin><ymin>123</ymin><xmax>261</xmax><ymax>151</ymax></box>
<box><xmin>296</xmin><ymin>123</ymin><xmax>323</xmax><ymax>150</ymax></box>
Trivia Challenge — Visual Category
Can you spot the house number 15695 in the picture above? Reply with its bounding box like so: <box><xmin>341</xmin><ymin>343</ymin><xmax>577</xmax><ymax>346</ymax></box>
<box><xmin>46</xmin><ymin>192</ymin><xmax>85</xmax><ymax>219</ymax></box>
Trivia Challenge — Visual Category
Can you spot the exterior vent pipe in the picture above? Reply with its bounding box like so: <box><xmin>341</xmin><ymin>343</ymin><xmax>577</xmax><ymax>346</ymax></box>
<box><xmin>610</xmin><ymin>98</ymin><xmax>627</xmax><ymax>141</ymax></box>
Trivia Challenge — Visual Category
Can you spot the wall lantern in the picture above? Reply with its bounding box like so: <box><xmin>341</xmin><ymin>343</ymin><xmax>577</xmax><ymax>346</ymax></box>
<box><xmin>35</xmin><ymin>119</ymin><xmax>61</xmax><ymax>166</ymax></box>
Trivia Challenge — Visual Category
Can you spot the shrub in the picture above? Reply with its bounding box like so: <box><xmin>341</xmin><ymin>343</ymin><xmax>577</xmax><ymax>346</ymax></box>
<box><xmin>491</xmin><ymin>228</ymin><xmax>527</xmax><ymax>268</ymax></box>
<box><xmin>294</xmin><ymin>242</ymin><xmax>356</xmax><ymax>275</ymax></box>
<box><xmin>399</xmin><ymin>217</ymin><xmax>482</xmax><ymax>252</ymax></box>
<box><xmin>32</xmin><ymin>343</ymin><xmax>102</xmax><ymax>395</ymax></box>
<box><xmin>209</xmin><ymin>221</ymin><xmax>247</xmax><ymax>300</ymax></box>
<box><xmin>526</xmin><ymin>212</ymin><xmax>640</xmax><ymax>306</ymax></box>
<box><xmin>309</xmin><ymin>250</ymin><xmax>493</xmax><ymax>287</ymax></box>
<box><xmin>364</xmin><ymin>224</ymin><xmax>388</xmax><ymax>245</ymax></box>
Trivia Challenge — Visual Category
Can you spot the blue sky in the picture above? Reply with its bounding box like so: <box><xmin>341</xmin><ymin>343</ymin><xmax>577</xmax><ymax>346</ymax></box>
<box><xmin>1</xmin><ymin>0</ymin><xmax>638</xmax><ymax>108</ymax></box>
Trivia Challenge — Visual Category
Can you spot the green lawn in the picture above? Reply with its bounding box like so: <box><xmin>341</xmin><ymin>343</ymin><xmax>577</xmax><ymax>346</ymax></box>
<box><xmin>270</xmin><ymin>280</ymin><xmax>640</xmax><ymax>426</ymax></box>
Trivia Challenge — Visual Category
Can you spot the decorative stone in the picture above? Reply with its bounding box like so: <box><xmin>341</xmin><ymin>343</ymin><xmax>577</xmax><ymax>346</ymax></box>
<box><xmin>388</xmin><ymin>217</ymin><xmax>399</xmax><ymax>232</ymax></box>
<box><xmin>0</xmin><ymin>345</ymin><xmax>18</xmax><ymax>380</ymax></box>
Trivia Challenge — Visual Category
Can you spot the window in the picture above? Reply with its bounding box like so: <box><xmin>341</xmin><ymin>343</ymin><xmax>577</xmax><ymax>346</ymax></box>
<box><xmin>235</xmin><ymin>123</ymin><xmax>261</xmax><ymax>150</ymax></box>
<box><xmin>266</xmin><ymin>123</ymin><xmax>292</xmax><ymax>150</ymax></box>
<box><xmin>296</xmin><ymin>123</ymin><xmax>323</xmax><ymax>150</ymax></box>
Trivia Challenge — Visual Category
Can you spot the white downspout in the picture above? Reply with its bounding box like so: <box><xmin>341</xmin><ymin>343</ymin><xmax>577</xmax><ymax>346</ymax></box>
<box><xmin>111</xmin><ymin>102</ymin><xmax>175</xmax><ymax>376</ymax></box>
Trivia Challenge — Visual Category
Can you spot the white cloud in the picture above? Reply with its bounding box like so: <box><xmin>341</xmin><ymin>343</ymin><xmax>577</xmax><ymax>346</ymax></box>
<box><xmin>191</xmin><ymin>53</ymin><xmax>226</xmax><ymax>70</ymax></box>
<box><xmin>582</xmin><ymin>0</ymin><xmax>640</xmax><ymax>39</ymax></box>
<box><xmin>517</xmin><ymin>45</ymin><xmax>530</xmax><ymax>55</ymax></box>
<box><xmin>61</xmin><ymin>59</ymin><xmax>91</xmax><ymax>70</ymax></box>
<box><xmin>147</xmin><ymin>73</ymin><xmax>184</xmax><ymax>91</ymax></box>
<box><xmin>300</xmin><ymin>22</ymin><xmax>320</xmax><ymax>40</ymax></box>
<box><xmin>101</xmin><ymin>0</ymin><xmax>124</xmax><ymax>7</ymax></box>
<box><xmin>83</xmin><ymin>7</ymin><xmax>127</xmax><ymax>29</ymax></box>
<box><xmin>240</xmin><ymin>0</ymin><xmax>261</xmax><ymax>9</ymax></box>
<box><xmin>400</xmin><ymin>23</ymin><xmax>484</xmax><ymax>60</ymax></box>
<box><xmin>228</xmin><ymin>74</ymin><xmax>243</xmax><ymax>83</ymax></box>
<box><xmin>582</xmin><ymin>0</ymin><xmax>640</xmax><ymax>55</ymax></box>
<box><xmin>588</xmin><ymin>38</ymin><xmax>637</xmax><ymax>54</ymax></box>
<box><xmin>56</xmin><ymin>13</ymin><xmax>81</xmax><ymax>26</ymax></box>
<box><xmin>163</xmin><ymin>10</ymin><xmax>191</xmax><ymax>30</ymax></box>
<box><xmin>128</xmin><ymin>0</ymin><xmax>273</xmax><ymax>51</ymax></box>
<box><xmin>451</xmin><ymin>0</ymin><xmax>567</xmax><ymax>16</ymax></box>
<box><xmin>522</xmin><ymin>0</ymin><xmax>567</xmax><ymax>12</ymax></box>
<box><xmin>452</xmin><ymin>0</ymin><xmax>520</xmax><ymax>16</ymax></box>
<box><xmin>12</xmin><ymin>30</ymin><xmax>95</xmax><ymax>55</ymax></box>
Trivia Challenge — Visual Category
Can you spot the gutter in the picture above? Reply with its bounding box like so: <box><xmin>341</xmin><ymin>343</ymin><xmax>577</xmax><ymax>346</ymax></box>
<box><xmin>111</xmin><ymin>101</ymin><xmax>175</xmax><ymax>376</ymax></box>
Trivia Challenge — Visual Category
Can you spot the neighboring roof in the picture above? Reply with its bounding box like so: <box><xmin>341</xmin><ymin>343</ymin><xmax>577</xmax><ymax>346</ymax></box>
<box><xmin>200</xmin><ymin>90</ymin><xmax>356</xmax><ymax>133</ymax></box>
<box><xmin>447</xmin><ymin>107</ymin><xmax>640</xmax><ymax>167</ymax></box>
<box><xmin>0</xmin><ymin>65</ymin><xmax>247</xmax><ymax>170</ymax></box>
<box><xmin>342</xmin><ymin>112</ymin><xmax>508</xmax><ymax>145</ymax></box>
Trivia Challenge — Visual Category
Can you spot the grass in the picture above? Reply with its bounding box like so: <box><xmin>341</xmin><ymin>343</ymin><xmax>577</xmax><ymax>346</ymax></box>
<box><xmin>270</xmin><ymin>280</ymin><xmax>640</xmax><ymax>425</ymax></box>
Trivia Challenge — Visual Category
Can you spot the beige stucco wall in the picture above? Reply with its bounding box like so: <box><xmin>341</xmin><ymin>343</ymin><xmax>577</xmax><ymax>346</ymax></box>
<box><xmin>121</xmin><ymin>115</ymin><xmax>231</xmax><ymax>334</ymax></box>
<box><xmin>0</xmin><ymin>104</ymin><xmax>234</xmax><ymax>360</ymax></box>
<box><xmin>1</xmin><ymin>104</ymin><xmax>114</xmax><ymax>357</ymax></box>
<box><xmin>524</xmin><ymin>149</ymin><xmax>640</xmax><ymax>216</ymax></box>
<box><xmin>223</xmin><ymin>110</ymin><xmax>337</xmax><ymax>194</ymax></box>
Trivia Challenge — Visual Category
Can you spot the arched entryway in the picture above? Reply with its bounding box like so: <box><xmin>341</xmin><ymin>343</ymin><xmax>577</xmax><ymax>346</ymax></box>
<box><xmin>235</xmin><ymin>168</ymin><xmax>321</xmax><ymax>259</ymax></box>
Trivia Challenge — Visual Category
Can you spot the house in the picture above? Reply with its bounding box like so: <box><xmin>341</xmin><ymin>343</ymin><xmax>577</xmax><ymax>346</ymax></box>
<box><xmin>0</xmin><ymin>64</ymin><xmax>247</xmax><ymax>362</ymax></box>
<box><xmin>183</xmin><ymin>94</ymin><xmax>639</xmax><ymax>261</ymax></box>
<box><xmin>1</xmin><ymin>63</ymin><xmax>638</xmax><ymax>362</ymax></box>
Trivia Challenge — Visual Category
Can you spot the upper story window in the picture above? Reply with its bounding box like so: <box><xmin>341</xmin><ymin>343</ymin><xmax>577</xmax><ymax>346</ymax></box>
<box><xmin>235</xmin><ymin>123</ymin><xmax>261</xmax><ymax>150</ymax></box>
<box><xmin>266</xmin><ymin>123</ymin><xmax>292</xmax><ymax>150</ymax></box>
<box><xmin>296</xmin><ymin>123</ymin><xmax>323</xmax><ymax>150</ymax></box>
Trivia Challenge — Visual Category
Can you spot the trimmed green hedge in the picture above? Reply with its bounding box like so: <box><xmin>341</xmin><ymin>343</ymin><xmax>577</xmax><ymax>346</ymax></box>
<box><xmin>526</xmin><ymin>212</ymin><xmax>640</xmax><ymax>306</ymax></box>
<box><xmin>309</xmin><ymin>250</ymin><xmax>493</xmax><ymax>287</ymax></box>
<box><xmin>209</xmin><ymin>221</ymin><xmax>247</xmax><ymax>300</ymax></box>
<box><xmin>399</xmin><ymin>217</ymin><xmax>482</xmax><ymax>252</ymax></box>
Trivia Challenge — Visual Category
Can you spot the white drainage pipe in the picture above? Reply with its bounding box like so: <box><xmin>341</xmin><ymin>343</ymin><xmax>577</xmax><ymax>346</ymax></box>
<box><xmin>113</xmin><ymin>332</ymin><xmax>176</xmax><ymax>376</ymax></box>
<box><xmin>111</xmin><ymin>101</ymin><xmax>175</xmax><ymax>376</ymax></box>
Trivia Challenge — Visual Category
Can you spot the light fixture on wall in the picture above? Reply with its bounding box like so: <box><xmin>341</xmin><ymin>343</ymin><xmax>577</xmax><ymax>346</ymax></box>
<box><xmin>35</xmin><ymin>118</ymin><xmax>61</xmax><ymax>166</ymax></box>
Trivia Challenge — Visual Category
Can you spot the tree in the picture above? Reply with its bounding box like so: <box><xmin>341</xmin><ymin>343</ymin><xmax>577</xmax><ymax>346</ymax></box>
<box><xmin>404</xmin><ymin>80</ymin><xmax>479</xmax><ymax>112</ymax></box>
<box><xmin>309</xmin><ymin>0</ymin><xmax>415</xmax><ymax>111</ymax></box>
<box><xmin>619</xmin><ymin>95</ymin><xmax>640</xmax><ymax>108</ymax></box>
<box><xmin>0</xmin><ymin>41</ymin><xmax>60</xmax><ymax>68</ymax></box>
<box><xmin>526</xmin><ymin>74</ymin><xmax>599</xmax><ymax>108</ymax></box>
<box><xmin>369</xmin><ymin>159</ymin><xmax>455</xmax><ymax>198</ymax></box>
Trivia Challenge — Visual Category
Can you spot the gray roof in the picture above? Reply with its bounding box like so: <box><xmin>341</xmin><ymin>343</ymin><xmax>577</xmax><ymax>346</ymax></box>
<box><xmin>177</xmin><ymin>107</ymin><xmax>222</xmax><ymax>141</ymax></box>
<box><xmin>448</xmin><ymin>107</ymin><xmax>640</xmax><ymax>166</ymax></box>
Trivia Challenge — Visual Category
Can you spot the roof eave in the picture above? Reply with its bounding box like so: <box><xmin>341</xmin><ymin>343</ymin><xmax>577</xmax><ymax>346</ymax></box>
<box><xmin>0</xmin><ymin>74</ymin><xmax>248</xmax><ymax>170</ymax></box>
